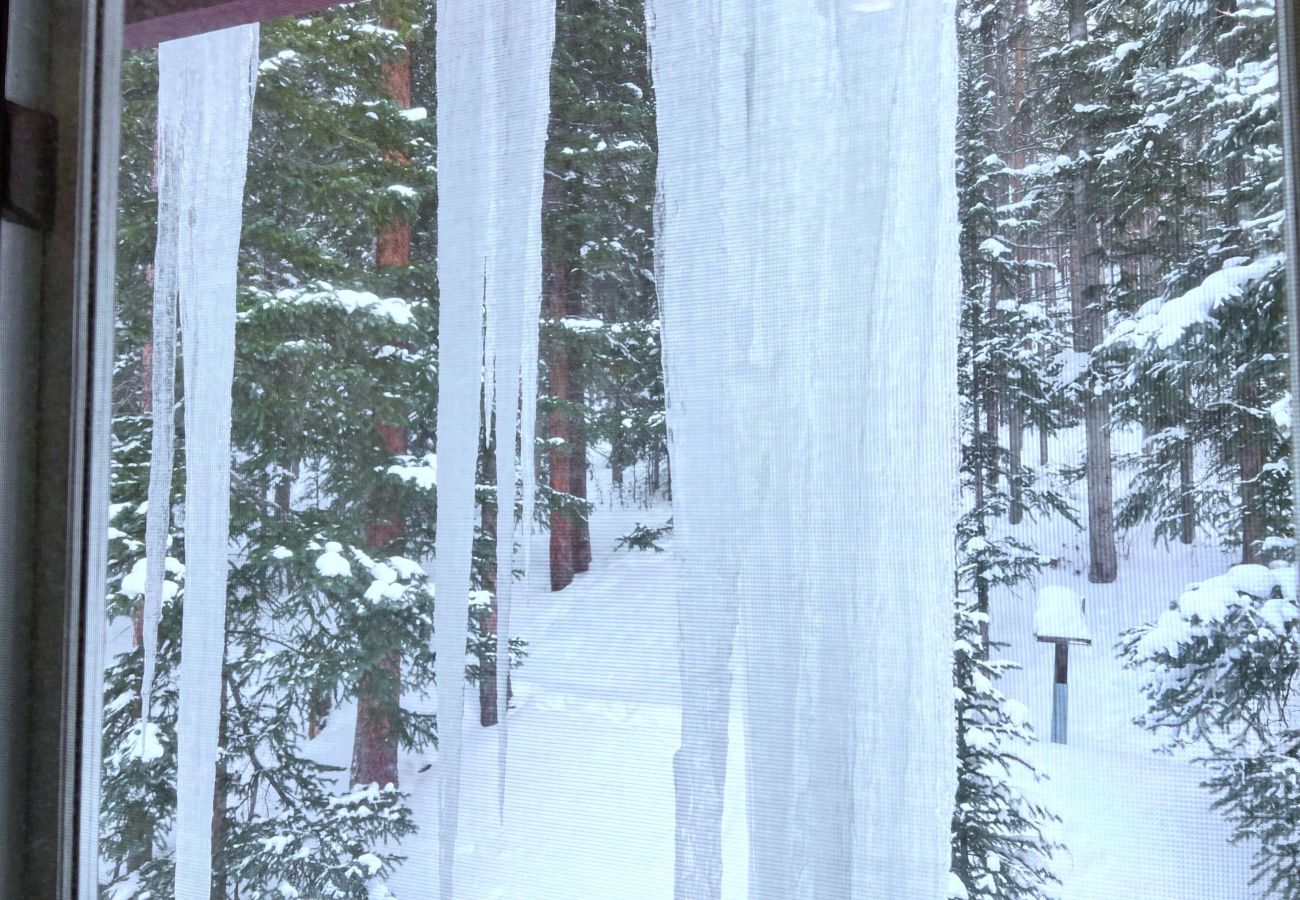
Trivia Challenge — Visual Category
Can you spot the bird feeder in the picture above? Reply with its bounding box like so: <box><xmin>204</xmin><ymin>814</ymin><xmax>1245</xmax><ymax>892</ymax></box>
<box><xmin>1034</xmin><ymin>585</ymin><xmax>1091</xmax><ymax>744</ymax></box>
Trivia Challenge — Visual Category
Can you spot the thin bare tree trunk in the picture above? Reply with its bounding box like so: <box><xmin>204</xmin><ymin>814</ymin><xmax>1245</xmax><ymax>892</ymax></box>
<box><xmin>1179</xmin><ymin>439</ymin><xmax>1196</xmax><ymax>545</ymax></box>
<box><xmin>1238</xmin><ymin>381</ymin><xmax>1267</xmax><ymax>563</ymax></box>
<box><xmin>210</xmin><ymin>681</ymin><xmax>229</xmax><ymax>899</ymax></box>
<box><xmin>1008</xmin><ymin>404</ymin><xmax>1025</xmax><ymax>524</ymax></box>
<box><xmin>1068</xmin><ymin>0</ymin><xmax>1117</xmax><ymax>583</ymax></box>
<box><xmin>1006</xmin><ymin>0</ymin><xmax>1028</xmax><ymax>525</ymax></box>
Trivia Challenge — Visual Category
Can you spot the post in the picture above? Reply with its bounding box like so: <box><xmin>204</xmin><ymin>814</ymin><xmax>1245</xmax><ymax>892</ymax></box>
<box><xmin>1052</xmin><ymin>641</ymin><xmax>1069</xmax><ymax>744</ymax></box>
<box><xmin>1035</xmin><ymin>585</ymin><xmax>1089</xmax><ymax>744</ymax></box>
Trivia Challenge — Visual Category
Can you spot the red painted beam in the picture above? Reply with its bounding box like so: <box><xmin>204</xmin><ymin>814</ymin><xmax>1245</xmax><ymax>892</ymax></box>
<box><xmin>124</xmin><ymin>0</ymin><xmax>346</xmax><ymax>50</ymax></box>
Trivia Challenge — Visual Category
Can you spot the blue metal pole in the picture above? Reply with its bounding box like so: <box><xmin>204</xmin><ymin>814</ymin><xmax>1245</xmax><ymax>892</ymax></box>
<box><xmin>1051</xmin><ymin>642</ymin><xmax>1069</xmax><ymax>744</ymax></box>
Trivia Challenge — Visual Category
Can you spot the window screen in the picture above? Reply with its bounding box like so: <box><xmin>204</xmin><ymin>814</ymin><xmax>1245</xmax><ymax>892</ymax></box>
<box><xmin>90</xmin><ymin>1</ymin><xmax>1288</xmax><ymax>898</ymax></box>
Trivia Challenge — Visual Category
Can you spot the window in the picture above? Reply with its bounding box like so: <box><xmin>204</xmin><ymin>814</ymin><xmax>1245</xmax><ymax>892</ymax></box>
<box><xmin>10</xmin><ymin>0</ymin><xmax>1297</xmax><ymax>897</ymax></box>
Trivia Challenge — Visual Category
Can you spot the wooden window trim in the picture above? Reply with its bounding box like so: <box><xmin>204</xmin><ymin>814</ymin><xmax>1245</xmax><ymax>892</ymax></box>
<box><xmin>124</xmin><ymin>0</ymin><xmax>344</xmax><ymax>49</ymax></box>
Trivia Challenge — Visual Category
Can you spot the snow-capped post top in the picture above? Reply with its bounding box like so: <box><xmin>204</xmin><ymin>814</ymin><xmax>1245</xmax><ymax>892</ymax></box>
<box><xmin>1034</xmin><ymin>585</ymin><xmax>1092</xmax><ymax>645</ymax></box>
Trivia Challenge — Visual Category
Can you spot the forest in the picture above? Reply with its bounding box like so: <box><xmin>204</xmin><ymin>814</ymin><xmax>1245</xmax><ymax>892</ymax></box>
<box><xmin>98</xmin><ymin>0</ymin><xmax>1293</xmax><ymax>898</ymax></box>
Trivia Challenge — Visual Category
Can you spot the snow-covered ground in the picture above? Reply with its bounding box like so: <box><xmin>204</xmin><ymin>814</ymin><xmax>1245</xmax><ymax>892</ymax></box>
<box><xmin>308</xmin><ymin>428</ymin><xmax>1257</xmax><ymax>898</ymax></box>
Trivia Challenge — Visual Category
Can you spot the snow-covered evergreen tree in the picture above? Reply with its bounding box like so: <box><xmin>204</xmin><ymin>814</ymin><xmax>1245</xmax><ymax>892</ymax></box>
<box><xmin>1101</xmin><ymin>0</ymin><xmax>1289</xmax><ymax>563</ymax></box>
<box><xmin>1122</xmin><ymin>562</ymin><xmax>1300</xmax><ymax>896</ymax></box>
<box><xmin>1110</xmin><ymin>5</ymin><xmax>1300</xmax><ymax>895</ymax></box>
<box><xmin>951</xmin><ymin>8</ymin><xmax>1070</xmax><ymax>896</ymax></box>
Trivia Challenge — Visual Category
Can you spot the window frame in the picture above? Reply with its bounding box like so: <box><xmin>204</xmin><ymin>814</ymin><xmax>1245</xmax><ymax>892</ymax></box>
<box><xmin>4</xmin><ymin>0</ymin><xmax>1300</xmax><ymax>896</ymax></box>
<box><xmin>4</xmin><ymin>0</ymin><xmax>122</xmax><ymax>896</ymax></box>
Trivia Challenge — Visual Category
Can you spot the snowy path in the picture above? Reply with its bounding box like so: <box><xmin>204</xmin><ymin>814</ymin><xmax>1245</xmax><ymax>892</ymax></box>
<box><xmin>1037</xmin><ymin>744</ymin><xmax>1247</xmax><ymax>899</ymax></box>
<box><xmin>362</xmin><ymin>451</ymin><xmax>1258</xmax><ymax>897</ymax></box>
<box><xmin>384</xmin><ymin>502</ymin><xmax>737</xmax><ymax>899</ymax></box>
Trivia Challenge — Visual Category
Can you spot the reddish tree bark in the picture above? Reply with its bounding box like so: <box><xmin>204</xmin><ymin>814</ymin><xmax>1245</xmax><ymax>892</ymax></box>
<box><xmin>349</xmin><ymin>15</ymin><xmax>409</xmax><ymax>789</ymax></box>
<box><xmin>350</xmin><ymin>652</ymin><xmax>402</xmax><ymax>788</ymax></box>
<box><xmin>544</xmin><ymin>175</ymin><xmax>591</xmax><ymax>591</ymax></box>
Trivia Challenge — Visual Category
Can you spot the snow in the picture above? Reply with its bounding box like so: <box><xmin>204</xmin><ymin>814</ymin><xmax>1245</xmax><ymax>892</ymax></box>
<box><xmin>990</xmin><ymin>428</ymin><xmax>1256</xmax><ymax>896</ymax></box>
<box><xmin>175</xmin><ymin>424</ymin><xmax>1225</xmax><ymax>900</ymax></box>
<box><xmin>1225</xmin><ymin>562</ymin><xmax>1278</xmax><ymax>597</ymax></box>
<box><xmin>388</xmin><ymin>555</ymin><xmax>425</xmax><ymax>581</ymax></box>
<box><xmin>315</xmin><ymin>542</ymin><xmax>353</xmax><ymax>578</ymax></box>
<box><xmin>648</xmin><ymin>0</ymin><xmax>959</xmax><ymax>895</ymax></box>
<box><xmin>1108</xmin><ymin>253</ymin><xmax>1284</xmax><ymax>350</ymax></box>
<box><xmin>1114</xmin><ymin>40</ymin><xmax>1141</xmax><ymax>61</ymax></box>
<box><xmin>387</xmin><ymin>453</ymin><xmax>438</xmax><ymax>489</ymax></box>
<box><xmin>108</xmin><ymin>721</ymin><xmax>165</xmax><ymax>765</ymax></box>
<box><xmin>558</xmin><ymin>316</ymin><xmax>603</xmax><ymax>331</ymax></box>
<box><xmin>258</xmin><ymin>283</ymin><xmax>416</xmax><ymax>326</ymax></box>
<box><xmin>355</xmin><ymin>852</ymin><xmax>384</xmax><ymax>875</ymax></box>
<box><xmin>1034</xmin><ymin>585</ymin><xmax>1091</xmax><ymax>643</ymax></box>
<box><xmin>333</xmin><ymin>288</ymin><xmax>414</xmax><ymax>325</ymax></box>
<box><xmin>119</xmin><ymin>556</ymin><xmax>180</xmax><ymax>603</ymax></box>
<box><xmin>261</xmin><ymin>834</ymin><xmax>291</xmax><ymax>855</ymax></box>
<box><xmin>159</xmin><ymin>22</ymin><xmax>259</xmax><ymax>900</ymax></box>
<box><xmin>980</xmin><ymin>236</ymin><xmax>1012</xmax><ymax>258</ymax></box>
<box><xmin>350</xmin><ymin>435</ymin><xmax>1257</xmax><ymax>898</ymax></box>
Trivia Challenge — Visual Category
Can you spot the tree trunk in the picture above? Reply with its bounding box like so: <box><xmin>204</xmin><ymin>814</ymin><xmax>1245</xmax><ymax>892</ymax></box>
<box><xmin>1238</xmin><ymin>381</ymin><xmax>1267</xmax><ymax>563</ymax></box>
<box><xmin>970</xmin><ymin>302</ymin><xmax>991</xmax><ymax>657</ymax></box>
<box><xmin>351</xmin><ymin>652</ymin><xmax>401</xmax><ymax>788</ymax></box>
<box><xmin>1211</xmin><ymin>0</ymin><xmax>1264</xmax><ymax>562</ymax></box>
<box><xmin>1006</xmin><ymin>0</ymin><xmax>1028</xmax><ymax>524</ymax></box>
<box><xmin>984</xmin><ymin>393</ymin><xmax>999</xmax><ymax>489</ymax></box>
<box><xmin>477</xmin><ymin>432</ymin><xmax>511</xmax><ymax>726</ymax></box>
<box><xmin>351</xmin><ymin>11</ymin><xmax>409</xmax><ymax>786</ymax></box>
<box><xmin>210</xmin><ymin>680</ymin><xmax>229</xmax><ymax>899</ymax></box>
<box><xmin>1067</xmin><ymin>0</ymin><xmax>1118</xmax><ymax>584</ymax></box>
<box><xmin>611</xmin><ymin>398</ymin><xmax>625</xmax><ymax>493</ymax></box>
<box><xmin>544</xmin><ymin>173</ymin><xmax>591</xmax><ymax>591</ymax></box>
<box><xmin>1008</xmin><ymin>403</ymin><xmax>1024</xmax><ymax>524</ymax></box>
<box><xmin>1179</xmin><ymin>439</ymin><xmax>1196</xmax><ymax>545</ymax></box>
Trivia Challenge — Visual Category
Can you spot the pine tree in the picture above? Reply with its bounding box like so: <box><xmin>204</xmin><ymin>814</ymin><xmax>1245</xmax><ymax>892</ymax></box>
<box><xmin>1121</xmin><ymin>562</ymin><xmax>1300</xmax><ymax>897</ymax></box>
<box><xmin>1102</xmin><ymin>0</ymin><xmax>1289</xmax><ymax>562</ymax></box>
<box><xmin>1114</xmin><ymin>3</ymin><xmax>1299</xmax><ymax>895</ymax></box>
<box><xmin>1021</xmin><ymin>0</ymin><xmax>1127</xmax><ymax>583</ymax></box>
<box><xmin>950</xmin><ymin>8</ymin><xmax>1071</xmax><ymax>896</ymax></box>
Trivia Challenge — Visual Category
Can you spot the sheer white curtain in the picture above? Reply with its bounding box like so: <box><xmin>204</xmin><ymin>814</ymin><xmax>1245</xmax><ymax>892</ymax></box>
<box><xmin>648</xmin><ymin>2</ymin><xmax>962</xmax><ymax>896</ymax></box>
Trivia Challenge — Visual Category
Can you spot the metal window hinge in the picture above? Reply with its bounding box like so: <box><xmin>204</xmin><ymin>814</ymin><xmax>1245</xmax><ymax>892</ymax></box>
<box><xmin>2</xmin><ymin>99</ymin><xmax>57</xmax><ymax>231</ymax></box>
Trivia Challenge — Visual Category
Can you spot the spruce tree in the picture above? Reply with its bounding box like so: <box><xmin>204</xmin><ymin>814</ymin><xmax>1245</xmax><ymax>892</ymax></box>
<box><xmin>1115</xmin><ymin>4</ymin><xmax>1297</xmax><ymax>896</ymax></box>
<box><xmin>950</xmin><ymin>8</ymin><xmax>1072</xmax><ymax>896</ymax></box>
